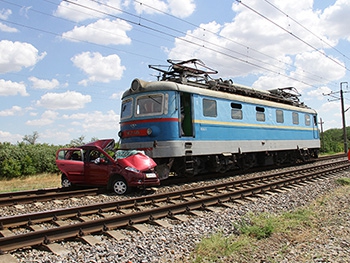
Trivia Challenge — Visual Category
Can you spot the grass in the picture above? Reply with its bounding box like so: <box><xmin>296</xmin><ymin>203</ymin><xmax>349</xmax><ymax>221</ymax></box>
<box><xmin>0</xmin><ymin>173</ymin><xmax>61</xmax><ymax>193</ymax></box>
<box><xmin>188</xmin><ymin>177</ymin><xmax>349</xmax><ymax>263</ymax></box>
<box><xmin>189</xmin><ymin>208</ymin><xmax>315</xmax><ymax>262</ymax></box>
<box><xmin>336</xmin><ymin>177</ymin><xmax>350</xmax><ymax>185</ymax></box>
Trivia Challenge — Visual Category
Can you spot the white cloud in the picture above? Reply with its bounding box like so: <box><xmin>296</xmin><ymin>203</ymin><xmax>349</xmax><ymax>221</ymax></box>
<box><xmin>62</xmin><ymin>110</ymin><xmax>119</xmax><ymax>131</ymax></box>
<box><xmin>0</xmin><ymin>130</ymin><xmax>23</xmax><ymax>144</ymax></box>
<box><xmin>54</xmin><ymin>0</ymin><xmax>123</xmax><ymax>22</ymax></box>
<box><xmin>167</xmin><ymin>0</ymin><xmax>347</xmax><ymax>91</ymax></box>
<box><xmin>0</xmin><ymin>9</ymin><xmax>18</xmax><ymax>32</ymax></box>
<box><xmin>167</xmin><ymin>0</ymin><xmax>195</xmax><ymax>18</ymax></box>
<box><xmin>110</xmin><ymin>92</ymin><xmax>122</xmax><ymax>99</ymax></box>
<box><xmin>71</xmin><ymin>52</ymin><xmax>125</xmax><ymax>85</ymax></box>
<box><xmin>40</xmin><ymin>129</ymin><xmax>71</xmax><ymax>145</ymax></box>
<box><xmin>0</xmin><ymin>79</ymin><xmax>28</xmax><ymax>96</ymax></box>
<box><xmin>292</xmin><ymin>50</ymin><xmax>345</xmax><ymax>82</ymax></box>
<box><xmin>29</xmin><ymin>76</ymin><xmax>60</xmax><ymax>90</ymax></box>
<box><xmin>36</xmin><ymin>91</ymin><xmax>91</xmax><ymax>110</ymax></box>
<box><xmin>0</xmin><ymin>23</ymin><xmax>18</xmax><ymax>33</ymax></box>
<box><xmin>134</xmin><ymin>0</ymin><xmax>168</xmax><ymax>15</ymax></box>
<box><xmin>0</xmin><ymin>40</ymin><xmax>46</xmax><ymax>73</ymax></box>
<box><xmin>26</xmin><ymin>110</ymin><xmax>59</xmax><ymax>126</ymax></box>
<box><xmin>321</xmin><ymin>0</ymin><xmax>350</xmax><ymax>41</ymax></box>
<box><xmin>306</xmin><ymin>86</ymin><xmax>333</xmax><ymax>100</ymax></box>
<box><xmin>0</xmin><ymin>106</ymin><xmax>22</xmax><ymax>116</ymax></box>
<box><xmin>134</xmin><ymin>0</ymin><xmax>195</xmax><ymax>18</ymax></box>
<box><xmin>62</xmin><ymin>19</ymin><xmax>132</xmax><ymax>45</ymax></box>
<box><xmin>0</xmin><ymin>8</ymin><xmax>12</xmax><ymax>19</ymax></box>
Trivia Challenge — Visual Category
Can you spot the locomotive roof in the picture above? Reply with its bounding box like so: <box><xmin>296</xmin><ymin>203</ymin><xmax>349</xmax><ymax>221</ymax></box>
<box><xmin>122</xmin><ymin>59</ymin><xmax>315</xmax><ymax>113</ymax></box>
<box><xmin>122</xmin><ymin>78</ymin><xmax>317</xmax><ymax>114</ymax></box>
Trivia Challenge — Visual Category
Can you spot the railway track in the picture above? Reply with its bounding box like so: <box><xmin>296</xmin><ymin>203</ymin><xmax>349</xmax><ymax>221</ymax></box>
<box><xmin>0</xmin><ymin>153</ymin><xmax>345</xmax><ymax>207</ymax></box>
<box><xmin>0</xmin><ymin>187</ymin><xmax>102</xmax><ymax>207</ymax></box>
<box><xmin>0</xmin><ymin>158</ymin><xmax>349</xmax><ymax>254</ymax></box>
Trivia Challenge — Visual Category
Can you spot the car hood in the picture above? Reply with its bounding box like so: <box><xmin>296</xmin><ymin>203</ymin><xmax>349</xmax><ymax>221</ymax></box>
<box><xmin>117</xmin><ymin>152</ymin><xmax>157</xmax><ymax>171</ymax></box>
<box><xmin>81</xmin><ymin>139</ymin><xmax>115</xmax><ymax>151</ymax></box>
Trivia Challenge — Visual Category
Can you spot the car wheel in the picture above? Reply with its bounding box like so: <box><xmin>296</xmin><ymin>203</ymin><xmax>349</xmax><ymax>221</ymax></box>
<box><xmin>61</xmin><ymin>175</ymin><xmax>72</xmax><ymax>188</ymax></box>
<box><xmin>112</xmin><ymin>178</ymin><xmax>129</xmax><ymax>195</ymax></box>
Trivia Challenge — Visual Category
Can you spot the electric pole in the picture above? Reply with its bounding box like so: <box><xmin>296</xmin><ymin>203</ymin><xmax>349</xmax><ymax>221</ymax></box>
<box><xmin>340</xmin><ymin>82</ymin><xmax>348</xmax><ymax>153</ymax></box>
<box><xmin>323</xmin><ymin>82</ymin><xmax>349</xmax><ymax>153</ymax></box>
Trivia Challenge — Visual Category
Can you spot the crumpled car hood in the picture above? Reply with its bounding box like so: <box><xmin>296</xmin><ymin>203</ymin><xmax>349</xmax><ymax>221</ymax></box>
<box><xmin>117</xmin><ymin>153</ymin><xmax>157</xmax><ymax>171</ymax></box>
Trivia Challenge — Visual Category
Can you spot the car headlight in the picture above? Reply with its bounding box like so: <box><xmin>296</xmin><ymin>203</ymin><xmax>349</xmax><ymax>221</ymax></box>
<box><xmin>125</xmin><ymin>166</ymin><xmax>140</xmax><ymax>173</ymax></box>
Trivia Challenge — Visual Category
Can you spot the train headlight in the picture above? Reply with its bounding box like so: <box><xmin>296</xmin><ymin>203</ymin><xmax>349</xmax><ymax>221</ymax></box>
<box><xmin>147</xmin><ymin>128</ymin><xmax>153</xmax><ymax>135</ymax></box>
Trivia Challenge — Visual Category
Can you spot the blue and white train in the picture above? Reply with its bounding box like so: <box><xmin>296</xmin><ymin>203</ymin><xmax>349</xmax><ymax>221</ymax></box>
<box><xmin>119</xmin><ymin>59</ymin><xmax>320</xmax><ymax>179</ymax></box>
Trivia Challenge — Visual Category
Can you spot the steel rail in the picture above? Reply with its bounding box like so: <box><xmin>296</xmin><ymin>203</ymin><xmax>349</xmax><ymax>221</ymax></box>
<box><xmin>0</xmin><ymin>187</ymin><xmax>101</xmax><ymax>207</ymax></box>
<box><xmin>0</xmin><ymin>153</ymin><xmax>344</xmax><ymax>206</ymax></box>
<box><xmin>0</xmin><ymin>161</ymin><xmax>349</xmax><ymax>253</ymax></box>
<box><xmin>0</xmin><ymin>161</ymin><xmax>347</xmax><ymax>229</ymax></box>
<box><xmin>0</xmin><ymin>160</ymin><xmax>348</xmax><ymax>229</ymax></box>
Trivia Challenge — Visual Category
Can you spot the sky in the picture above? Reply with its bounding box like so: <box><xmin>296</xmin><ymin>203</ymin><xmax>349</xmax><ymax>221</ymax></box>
<box><xmin>1</xmin><ymin>0</ymin><xmax>350</xmax><ymax>145</ymax></box>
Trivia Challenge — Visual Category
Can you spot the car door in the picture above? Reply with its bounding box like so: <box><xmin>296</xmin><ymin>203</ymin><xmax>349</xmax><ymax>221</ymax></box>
<box><xmin>84</xmin><ymin>149</ymin><xmax>110</xmax><ymax>186</ymax></box>
<box><xmin>56</xmin><ymin>149</ymin><xmax>84</xmax><ymax>184</ymax></box>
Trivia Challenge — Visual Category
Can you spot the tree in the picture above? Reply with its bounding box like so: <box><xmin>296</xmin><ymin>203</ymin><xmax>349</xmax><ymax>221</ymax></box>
<box><xmin>23</xmin><ymin>131</ymin><xmax>39</xmax><ymax>145</ymax></box>
<box><xmin>70</xmin><ymin>135</ymin><xmax>86</xmax><ymax>146</ymax></box>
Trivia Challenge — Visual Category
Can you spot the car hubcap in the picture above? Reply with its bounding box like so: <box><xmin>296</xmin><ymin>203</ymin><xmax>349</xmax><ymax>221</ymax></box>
<box><xmin>114</xmin><ymin>181</ymin><xmax>127</xmax><ymax>195</ymax></box>
<box><xmin>62</xmin><ymin>178</ymin><xmax>71</xmax><ymax>188</ymax></box>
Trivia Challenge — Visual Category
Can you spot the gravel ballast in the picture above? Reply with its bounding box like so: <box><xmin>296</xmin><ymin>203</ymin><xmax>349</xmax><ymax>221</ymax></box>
<box><xmin>4</xmin><ymin>169</ymin><xmax>350</xmax><ymax>262</ymax></box>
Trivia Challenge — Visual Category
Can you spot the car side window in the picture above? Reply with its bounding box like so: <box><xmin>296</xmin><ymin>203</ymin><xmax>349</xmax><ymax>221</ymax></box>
<box><xmin>70</xmin><ymin>150</ymin><xmax>82</xmax><ymax>161</ymax></box>
<box><xmin>89</xmin><ymin>150</ymin><xmax>108</xmax><ymax>164</ymax></box>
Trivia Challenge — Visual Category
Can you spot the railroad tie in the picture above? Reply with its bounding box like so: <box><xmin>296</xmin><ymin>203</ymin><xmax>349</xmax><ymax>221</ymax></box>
<box><xmin>41</xmin><ymin>243</ymin><xmax>70</xmax><ymax>256</ymax></box>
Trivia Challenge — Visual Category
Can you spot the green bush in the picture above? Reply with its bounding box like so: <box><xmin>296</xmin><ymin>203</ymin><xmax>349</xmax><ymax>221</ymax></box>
<box><xmin>0</xmin><ymin>142</ymin><xmax>61</xmax><ymax>179</ymax></box>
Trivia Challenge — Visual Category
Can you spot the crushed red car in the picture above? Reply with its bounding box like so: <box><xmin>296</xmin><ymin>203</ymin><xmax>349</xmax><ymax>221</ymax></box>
<box><xmin>55</xmin><ymin>139</ymin><xmax>160</xmax><ymax>195</ymax></box>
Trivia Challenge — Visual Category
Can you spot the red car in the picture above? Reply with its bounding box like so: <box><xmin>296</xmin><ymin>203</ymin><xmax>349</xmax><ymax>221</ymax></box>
<box><xmin>55</xmin><ymin>139</ymin><xmax>160</xmax><ymax>195</ymax></box>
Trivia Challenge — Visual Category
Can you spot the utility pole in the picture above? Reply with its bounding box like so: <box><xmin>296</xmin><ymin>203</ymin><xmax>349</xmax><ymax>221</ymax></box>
<box><xmin>323</xmin><ymin>82</ymin><xmax>349</xmax><ymax>153</ymax></box>
<box><xmin>340</xmin><ymin>82</ymin><xmax>348</xmax><ymax>153</ymax></box>
<box><xmin>319</xmin><ymin>118</ymin><xmax>324</xmax><ymax>151</ymax></box>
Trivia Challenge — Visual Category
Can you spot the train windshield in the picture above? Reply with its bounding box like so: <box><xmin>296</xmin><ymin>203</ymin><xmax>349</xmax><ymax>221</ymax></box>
<box><xmin>136</xmin><ymin>94</ymin><xmax>164</xmax><ymax>116</ymax></box>
<box><xmin>121</xmin><ymin>98</ymin><xmax>133</xmax><ymax>119</ymax></box>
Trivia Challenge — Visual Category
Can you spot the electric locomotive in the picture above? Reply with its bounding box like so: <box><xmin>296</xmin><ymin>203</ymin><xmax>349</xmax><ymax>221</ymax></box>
<box><xmin>118</xmin><ymin>59</ymin><xmax>320</xmax><ymax>179</ymax></box>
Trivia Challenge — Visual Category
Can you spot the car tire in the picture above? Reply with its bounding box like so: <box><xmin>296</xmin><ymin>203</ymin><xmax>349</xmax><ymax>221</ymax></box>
<box><xmin>61</xmin><ymin>174</ymin><xmax>72</xmax><ymax>188</ymax></box>
<box><xmin>112</xmin><ymin>177</ymin><xmax>129</xmax><ymax>195</ymax></box>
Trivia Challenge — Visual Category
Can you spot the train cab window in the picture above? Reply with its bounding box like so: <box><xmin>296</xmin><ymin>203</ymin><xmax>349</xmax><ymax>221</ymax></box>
<box><xmin>203</xmin><ymin>99</ymin><xmax>217</xmax><ymax>117</ymax></box>
<box><xmin>121</xmin><ymin>98</ymin><xmax>133</xmax><ymax>119</ymax></box>
<box><xmin>276</xmin><ymin>109</ymin><xmax>284</xmax><ymax>123</ymax></box>
<box><xmin>305</xmin><ymin>114</ymin><xmax>311</xmax><ymax>126</ymax></box>
<box><xmin>136</xmin><ymin>94</ymin><xmax>164</xmax><ymax>116</ymax></box>
<box><xmin>292</xmin><ymin>112</ymin><xmax>299</xmax><ymax>124</ymax></box>
<box><xmin>256</xmin><ymin>107</ymin><xmax>265</xmax><ymax>122</ymax></box>
<box><xmin>231</xmin><ymin>103</ymin><xmax>243</xmax><ymax>119</ymax></box>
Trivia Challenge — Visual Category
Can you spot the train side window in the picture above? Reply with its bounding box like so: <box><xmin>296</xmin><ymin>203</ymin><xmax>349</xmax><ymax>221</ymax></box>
<box><xmin>231</xmin><ymin>103</ymin><xmax>243</xmax><ymax>119</ymax></box>
<box><xmin>136</xmin><ymin>94</ymin><xmax>163</xmax><ymax>116</ymax></box>
<box><xmin>276</xmin><ymin>109</ymin><xmax>284</xmax><ymax>123</ymax></box>
<box><xmin>292</xmin><ymin>112</ymin><xmax>299</xmax><ymax>124</ymax></box>
<box><xmin>256</xmin><ymin>106</ymin><xmax>265</xmax><ymax>122</ymax></box>
<box><xmin>203</xmin><ymin>99</ymin><xmax>217</xmax><ymax>117</ymax></box>
<box><xmin>305</xmin><ymin>114</ymin><xmax>311</xmax><ymax>126</ymax></box>
<box><xmin>121</xmin><ymin>98</ymin><xmax>133</xmax><ymax>119</ymax></box>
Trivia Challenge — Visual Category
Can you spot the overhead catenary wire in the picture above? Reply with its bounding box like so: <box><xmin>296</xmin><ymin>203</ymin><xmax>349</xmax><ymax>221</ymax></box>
<box><xmin>60</xmin><ymin>0</ymin><xmax>336</xmax><ymax>89</ymax></box>
<box><xmin>0</xmin><ymin>0</ymin><xmax>344</xmax><ymax>90</ymax></box>
<box><xmin>263</xmin><ymin>0</ymin><xmax>350</xmax><ymax>63</ymax></box>
<box><xmin>235</xmin><ymin>0</ymin><xmax>350</xmax><ymax>73</ymax></box>
<box><xmin>131</xmin><ymin>0</ymin><xmax>339</xmax><ymax>88</ymax></box>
